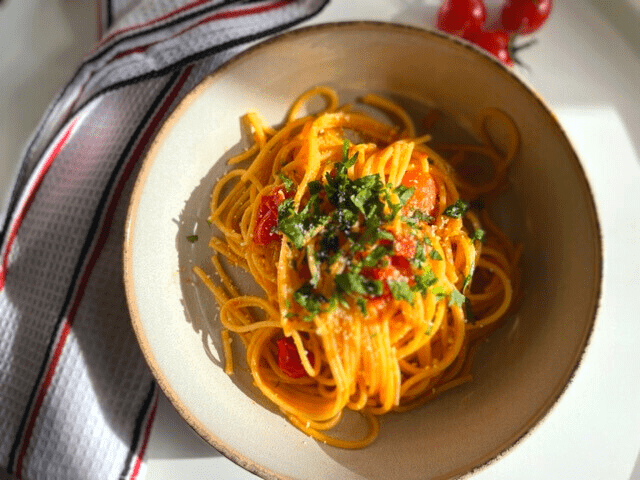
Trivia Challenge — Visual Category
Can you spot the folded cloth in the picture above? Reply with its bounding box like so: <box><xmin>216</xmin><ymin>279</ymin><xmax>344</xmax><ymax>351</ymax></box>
<box><xmin>0</xmin><ymin>1</ymin><xmax>329</xmax><ymax>479</ymax></box>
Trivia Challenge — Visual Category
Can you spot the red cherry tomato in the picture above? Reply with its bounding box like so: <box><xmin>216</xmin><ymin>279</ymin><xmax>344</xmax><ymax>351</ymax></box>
<box><xmin>437</xmin><ymin>0</ymin><xmax>486</xmax><ymax>39</ymax></box>
<box><xmin>468</xmin><ymin>30</ymin><xmax>514</xmax><ymax>67</ymax></box>
<box><xmin>277</xmin><ymin>337</ymin><xmax>313</xmax><ymax>379</ymax></box>
<box><xmin>390</xmin><ymin>255</ymin><xmax>413</xmax><ymax>278</ymax></box>
<box><xmin>362</xmin><ymin>255</ymin><xmax>413</xmax><ymax>284</ymax></box>
<box><xmin>394</xmin><ymin>235</ymin><xmax>417</xmax><ymax>260</ymax></box>
<box><xmin>500</xmin><ymin>0</ymin><xmax>552</xmax><ymax>35</ymax></box>
<box><xmin>360</xmin><ymin>269</ymin><xmax>393</xmax><ymax>310</ymax></box>
<box><xmin>362</xmin><ymin>264</ymin><xmax>394</xmax><ymax>283</ymax></box>
<box><xmin>367</xmin><ymin>292</ymin><xmax>394</xmax><ymax>312</ymax></box>
<box><xmin>253</xmin><ymin>187</ymin><xmax>286</xmax><ymax>245</ymax></box>
<box><xmin>360</xmin><ymin>253</ymin><xmax>413</xmax><ymax>311</ymax></box>
<box><xmin>401</xmin><ymin>170</ymin><xmax>437</xmax><ymax>216</ymax></box>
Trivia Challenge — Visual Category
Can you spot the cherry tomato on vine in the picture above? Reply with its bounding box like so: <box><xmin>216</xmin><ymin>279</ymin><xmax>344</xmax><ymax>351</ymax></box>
<box><xmin>436</xmin><ymin>0</ymin><xmax>486</xmax><ymax>39</ymax></box>
<box><xmin>467</xmin><ymin>30</ymin><xmax>514</xmax><ymax>67</ymax></box>
<box><xmin>500</xmin><ymin>0</ymin><xmax>552</xmax><ymax>35</ymax></box>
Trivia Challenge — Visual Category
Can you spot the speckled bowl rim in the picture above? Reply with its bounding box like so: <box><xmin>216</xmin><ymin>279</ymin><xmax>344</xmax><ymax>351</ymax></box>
<box><xmin>123</xmin><ymin>21</ymin><xmax>602</xmax><ymax>480</ymax></box>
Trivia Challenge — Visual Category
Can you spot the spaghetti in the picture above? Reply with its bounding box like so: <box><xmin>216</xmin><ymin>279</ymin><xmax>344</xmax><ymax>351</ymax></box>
<box><xmin>193</xmin><ymin>86</ymin><xmax>521</xmax><ymax>449</ymax></box>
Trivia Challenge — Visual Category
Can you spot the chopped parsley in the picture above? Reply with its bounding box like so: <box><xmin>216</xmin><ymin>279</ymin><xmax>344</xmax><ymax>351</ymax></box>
<box><xmin>472</xmin><ymin>228</ymin><xmax>486</xmax><ymax>243</ymax></box>
<box><xmin>279</xmin><ymin>173</ymin><xmax>295</xmax><ymax>192</ymax></box>
<box><xmin>357</xmin><ymin>298</ymin><xmax>368</xmax><ymax>316</ymax></box>
<box><xmin>293</xmin><ymin>284</ymin><xmax>327</xmax><ymax>321</ymax></box>
<box><xmin>429</xmin><ymin>249</ymin><xmax>443</xmax><ymax>261</ymax></box>
<box><xmin>413</xmin><ymin>268</ymin><xmax>438</xmax><ymax>294</ymax></box>
<box><xmin>277</xmin><ymin>193</ymin><xmax>328</xmax><ymax>249</ymax></box>
<box><xmin>387</xmin><ymin>280</ymin><xmax>414</xmax><ymax>303</ymax></box>
<box><xmin>274</xmin><ymin>138</ymin><xmax>476</xmax><ymax>319</ymax></box>
<box><xmin>362</xmin><ymin>244</ymin><xmax>392</xmax><ymax>268</ymax></box>
<box><xmin>412</xmin><ymin>242</ymin><xmax>427</xmax><ymax>267</ymax></box>
<box><xmin>449</xmin><ymin>288</ymin><xmax>466</xmax><ymax>307</ymax></box>
<box><xmin>411</xmin><ymin>209</ymin><xmax>435</xmax><ymax>224</ymax></box>
<box><xmin>431</xmin><ymin>285</ymin><xmax>448</xmax><ymax>302</ymax></box>
<box><xmin>443</xmin><ymin>199</ymin><xmax>469</xmax><ymax>218</ymax></box>
<box><xmin>335</xmin><ymin>271</ymin><xmax>383</xmax><ymax>297</ymax></box>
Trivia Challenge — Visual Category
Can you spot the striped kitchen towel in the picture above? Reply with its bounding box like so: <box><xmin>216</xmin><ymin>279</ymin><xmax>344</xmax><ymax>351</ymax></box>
<box><xmin>0</xmin><ymin>1</ymin><xmax>329</xmax><ymax>479</ymax></box>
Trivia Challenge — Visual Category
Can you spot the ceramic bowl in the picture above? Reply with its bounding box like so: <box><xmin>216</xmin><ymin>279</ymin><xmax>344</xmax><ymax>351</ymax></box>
<box><xmin>123</xmin><ymin>22</ymin><xmax>601</xmax><ymax>480</ymax></box>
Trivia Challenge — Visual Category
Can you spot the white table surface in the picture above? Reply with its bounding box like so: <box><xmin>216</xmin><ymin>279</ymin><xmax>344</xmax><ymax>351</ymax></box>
<box><xmin>2</xmin><ymin>1</ymin><xmax>640</xmax><ymax>479</ymax></box>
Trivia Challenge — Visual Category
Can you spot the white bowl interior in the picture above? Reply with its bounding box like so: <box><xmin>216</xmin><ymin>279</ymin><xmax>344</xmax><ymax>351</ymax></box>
<box><xmin>124</xmin><ymin>23</ymin><xmax>601</xmax><ymax>480</ymax></box>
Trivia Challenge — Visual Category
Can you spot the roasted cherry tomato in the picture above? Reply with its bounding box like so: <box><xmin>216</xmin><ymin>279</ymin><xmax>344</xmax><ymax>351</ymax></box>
<box><xmin>363</xmin><ymin>255</ymin><xmax>413</xmax><ymax>284</ymax></box>
<box><xmin>437</xmin><ymin>0</ymin><xmax>486</xmax><ymax>39</ymax></box>
<box><xmin>361</xmin><ymin>254</ymin><xmax>414</xmax><ymax>311</ymax></box>
<box><xmin>401</xmin><ymin>170</ymin><xmax>437</xmax><ymax>216</ymax></box>
<box><xmin>394</xmin><ymin>235</ymin><xmax>417</xmax><ymax>260</ymax></box>
<box><xmin>277</xmin><ymin>337</ymin><xmax>313</xmax><ymax>379</ymax></box>
<box><xmin>362</xmin><ymin>264</ymin><xmax>393</xmax><ymax>283</ymax></box>
<box><xmin>390</xmin><ymin>255</ymin><xmax>413</xmax><ymax>278</ymax></box>
<box><xmin>500</xmin><ymin>0</ymin><xmax>552</xmax><ymax>35</ymax></box>
<box><xmin>360</xmin><ymin>267</ymin><xmax>393</xmax><ymax>309</ymax></box>
<box><xmin>366</xmin><ymin>292</ymin><xmax>394</xmax><ymax>312</ymax></box>
<box><xmin>253</xmin><ymin>187</ymin><xmax>286</xmax><ymax>245</ymax></box>
<box><xmin>467</xmin><ymin>30</ymin><xmax>514</xmax><ymax>67</ymax></box>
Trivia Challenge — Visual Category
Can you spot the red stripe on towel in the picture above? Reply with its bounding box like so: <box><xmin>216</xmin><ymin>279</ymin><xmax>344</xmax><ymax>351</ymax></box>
<box><xmin>129</xmin><ymin>396</ymin><xmax>159</xmax><ymax>480</ymax></box>
<box><xmin>0</xmin><ymin>118</ymin><xmax>78</xmax><ymax>291</ymax></box>
<box><xmin>13</xmin><ymin>65</ymin><xmax>193</xmax><ymax>478</ymax></box>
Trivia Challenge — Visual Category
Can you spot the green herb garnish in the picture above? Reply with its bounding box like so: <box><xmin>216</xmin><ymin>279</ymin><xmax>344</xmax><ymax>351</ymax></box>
<box><xmin>279</xmin><ymin>174</ymin><xmax>295</xmax><ymax>192</ymax></box>
<box><xmin>413</xmin><ymin>268</ymin><xmax>438</xmax><ymax>294</ymax></box>
<box><xmin>363</xmin><ymin>244</ymin><xmax>392</xmax><ymax>268</ymax></box>
<box><xmin>387</xmin><ymin>280</ymin><xmax>415</xmax><ymax>303</ymax></box>
<box><xmin>293</xmin><ymin>284</ymin><xmax>327</xmax><ymax>321</ymax></box>
<box><xmin>449</xmin><ymin>288</ymin><xmax>466</xmax><ymax>307</ymax></box>
<box><xmin>357</xmin><ymin>298</ymin><xmax>368</xmax><ymax>316</ymax></box>
<box><xmin>429</xmin><ymin>249</ymin><xmax>443</xmax><ymax>260</ymax></box>
<box><xmin>335</xmin><ymin>271</ymin><xmax>383</xmax><ymax>297</ymax></box>
<box><xmin>443</xmin><ymin>199</ymin><xmax>469</xmax><ymax>218</ymax></box>
<box><xmin>472</xmin><ymin>228</ymin><xmax>486</xmax><ymax>243</ymax></box>
<box><xmin>431</xmin><ymin>285</ymin><xmax>448</xmax><ymax>301</ymax></box>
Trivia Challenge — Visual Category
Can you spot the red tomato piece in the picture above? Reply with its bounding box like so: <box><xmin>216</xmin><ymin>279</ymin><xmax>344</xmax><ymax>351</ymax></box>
<box><xmin>362</xmin><ymin>264</ymin><xmax>394</xmax><ymax>282</ymax></box>
<box><xmin>390</xmin><ymin>255</ymin><xmax>413</xmax><ymax>278</ymax></box>
<box><xmin>254</xmin><ymin>212</ymin><xmax>279</xmax><ymax>245</ymax></box>
<box><xmin>394</xmin><ymin>235</ymin><xmax>417</xmax><ymax>260</ymax></box>
<box><xmin>367</xmin><ymin>292</ymin><xmax>394</xmax><ymax>312</ymax></box>
<box><xmin>467</xmin><ymin>30</ymin><xmax>514</xmax><ymax>67</ymax></box>
<box><xmin>254</xmin><ymin>187</ymin><xmax>285</xmax><ymax>245</ymax></box>
<box><xmin>277</xmin><ymin>337</ymin><xmax>313</xmax><ymax>379</ymax></box>
<box><xmin>437</xmin><ymin>0</ymin><xmax>486</xmax><ymax>39</ymax></box>
<box><xmin>500</xmin><ymin>0</ymin><xmax>552</xmax><ymax>35</ymax></box>
<box><xmin>401</xmin><ymin>170</ymin><xmax>437</xmax><ymax>216</ymax></box>
<box><xmin>362</xmin><ymin>255</ymin><xmax>412</xmax><ymax>284</ymax></box>
<box><xmin>360</xmin><ymin>253</ymin><xmax>414</xmax><ymax>312</ymax></box>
